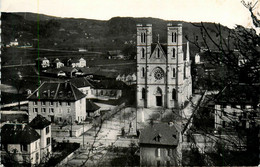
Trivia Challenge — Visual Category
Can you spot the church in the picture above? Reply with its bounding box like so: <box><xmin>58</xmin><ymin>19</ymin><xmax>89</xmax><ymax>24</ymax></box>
<box><xmin>136</xmin><ymin>23</ymin><xmax>192</xmax><ymax>109</ymax></box>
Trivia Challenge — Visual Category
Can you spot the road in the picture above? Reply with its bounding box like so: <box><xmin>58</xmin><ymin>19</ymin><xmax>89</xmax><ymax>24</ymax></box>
<box><xmin>55</xmin><ymin>107</ymin><xmax>137</xmax><ymax>167</ymax></box>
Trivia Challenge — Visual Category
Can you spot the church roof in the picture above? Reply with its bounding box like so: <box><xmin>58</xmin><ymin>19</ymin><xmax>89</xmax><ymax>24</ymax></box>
<box><xmin>151</xmin><ymin>43</ymin><xmax>168</xmax><ymax>55</ymax></box>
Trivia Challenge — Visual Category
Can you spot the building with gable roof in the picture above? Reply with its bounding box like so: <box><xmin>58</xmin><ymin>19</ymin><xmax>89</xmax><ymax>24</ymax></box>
<box><xmin>1</xmin><ymin>123</ymin><xmax>41</xmax><ymax>165</ymax></box>
<box><xmin>29</xmin><ymin>115</ymin><xmax>52</xmax><ymax>160</ymax></box>
<box><xmin>27</xmin><ymin>81</ymin><xmax>86</xmax><ymax>123</ymax></box>
<box><xmin>136</xmin><ymin>24</ymin><xmax>192</xmax><ymax>108</ymax></box>
<box><xmin>139</xmin><ymin>123</ymin><xmax>182</xmax><ymax>166</ymax></box>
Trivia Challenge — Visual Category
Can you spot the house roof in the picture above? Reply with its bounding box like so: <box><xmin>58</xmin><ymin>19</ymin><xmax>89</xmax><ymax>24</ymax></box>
<box><xmin>139</xmin><ymin>123</ymin><xmax>179</xmax><ymax>146</ymax></box>
<box><xmin>27</xmin><ymin>81</ymin><xmax>86</xmax><ymax>101</ymax></box>
<box><xmin>77</xmin><ymin>67</ymin><xmax>100</xmax><ymax>75</ymax></box>
<box><xmin>60</xmin><ymin>67</ymin><xmax>78</xmax><ymax>73</ymax></box>
<box><xmin>44</xmin><ymin>68</ymin><xmax>65</xmax><ymax>75</ymax></box>
<box><xmin>29</xmin><ymin>114</ymin><xmax>51</xmax><ymax>129</ymax></box>
<box><xmin>1</xmin><ymin>124</ymin><xmax>40</xmax><ymax>144</ymax></box>
<box><xmin>70</xmin><ymin>77</ymin><xmax>94</xmax><ymax>88</ymax></box>
<box><xmin>53</xmin><ymin>58</ymin><xmax>62</xmax><ymax>63</ymax></box>
<box><xmin>216</xmin><ymin>84</ymin><xmax>260</xmax><ymax>106</ymax></box>
<box><xmin>86</xmin><ymin>100</ymin><xmax>100</xmax><ymax>112</ymax></box>
<box><xmin>89</xmin><ymin>80</ymin><xmax>127</xmax><ymax>89</ymax></box>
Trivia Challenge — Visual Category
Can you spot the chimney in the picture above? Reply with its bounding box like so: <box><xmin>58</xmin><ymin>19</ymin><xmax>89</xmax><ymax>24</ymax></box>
<box><xmin>22</xmin><ymin>123</ymin><xmax>25</xmax><ymax>130</ymax></box>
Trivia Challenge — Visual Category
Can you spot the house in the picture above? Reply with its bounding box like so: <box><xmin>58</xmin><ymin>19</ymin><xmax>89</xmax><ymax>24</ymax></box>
<box><xmin>86</xmin><ymin>99</ymin><xmax>100</xmax><ymax>117</ymax></box>
<box><xmin>52</xmin><ymin>58</ymin><xmax>64</xmax><ymax>69</ymax></box>
<box><xmin>214</xmin><ymin>84</ymin><xmax>260</xmax><ymax>130</ymax></box>
<box><xmin>67</xmin><ymin>58</ymin><xmax>86</xmax><ymax>68</ymax></box>
<box><xmin>29</xmin><ymin>115</ymin><xmax>51</xmax><ymax>160</ymax></box>
<box><xmin>70</xmin><ymin>77</ymin><xmax>94</xmax><ymax>98</ymax></box>
<box><xmin>139</xmin><ymin>123</ymin><xmax>181</xmax><ymax>167</ymax></box>
<box><xmin>35</xmin><ymin>57</ymin><xmax>50</xmax><ymax>69</ymax></box>
<box><xmin>116</xmin><ymin>73</ymin><xmax>137</xmax><ymax>85</ymax></box>
<box><xmin>1</xmin><ymin>123</ymin><xmax>41</xmax><ymax>165</ymax></box>
<box><xmin>43</xmin><ymin>68</ymin><xmax>66</xmax><ymax>78</ymax></box>
<box><xmin>59</xmin><ymin>67</ymin><xmax>78</xmax><ymax>78</ymax></box>
<box><xmin>89</xmin><ymin>80</ymin><xmax>126</xmax><ymax>100</ymax></box>
<box><xmin>27</xmin><ymin>81</ymin><xmax>86</xmax><ymax>123</ymax></box>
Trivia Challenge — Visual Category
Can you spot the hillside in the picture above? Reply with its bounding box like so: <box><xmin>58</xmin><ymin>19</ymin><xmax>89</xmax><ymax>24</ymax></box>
<box><xmin>2</xmin><ymin>12</ymin><xmax>231</xmax><ymax>55</ymax></box>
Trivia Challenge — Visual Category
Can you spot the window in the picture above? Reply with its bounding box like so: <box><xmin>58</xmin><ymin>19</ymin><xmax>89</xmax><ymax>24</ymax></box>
<box><xmin>174</xmin><ymin>32</ymin><xmax>177</xmax><ymax>42</ymax></box>
<box><xmin>172</xmin><ymin>48</ymin><xmax>175</xmax><ymax>58</ymax></box>
<box><xmin>157</xmin><ymin>48</ymin><xmax>160</xmax><ymax>58</ymax></box>
<box><xmin>46</xmin><ymin>126</ymin><xmax>49</xmax><ymax>134</ymax></box>
<box><xmin>50</xmin><ymin>101</ymin><xmax>53</xmax><ymax>106</ymax></box>
<box><xmin>142</xmin><ymin>88</ymin><xmax>146</xmax><ymax>99</ymax></box>
<box><xmin>42</xmin><ymin>101</ymin><xmax>46</xmax><ymax>106</ymax></box>
<box><xmin>172</xmin><ymin>32</ymin><xmax>174</xmax><ymax>43</ymax></box>
<box><xmin>47</xmin><ymin>137</ymin><xmax>51</xmax><ymax>145</ymax></box>
<box><xmin>142</xmin><ymin>48</ymin><xmax>145</xmax><ymax>58</ymax></box>
<box><xmin>36</xmin><ymin>153</ymin><xmax>39</xmax><ymax>160</ymax></box>
<box><xmin>42</xmin><ymin>108</ymin><xmax>46</xmax><ymax>113</ymax></box>
<box><xmin>172</xmin><ymin>89</ymin><xmax>177</xmax><ymax>100</ymax></box>
<box><xmin>141</xmin><ymin>33</ymin><xmax>143</xmax><ymax>43</ymax></box>
<box><xmin>33</xmin><ymin>101</ymin><xmax>37</xmax><ymax>106</ymax></box>
<box><xmin>142</xmin><ymin>67</ymin><xmax>145</xmax><ymax>77</ymax></box>
<box><xmin>167</xmin><ymin>161</ymin><xmax>170</xmax><ymax>167</ymax></box>
<box><xmin>172</xmin><ymin>68</ymin><xmax>176</xmax><ymax>78</ymax></box>
<box><xmin>50</xmin><ymin>108</ymin><xmax>54</xmax><ymax>113</ymax></box>
<box><xmin>222</xmin><ymin>121</ymin><xmax>226</xmax><ymax>128</ymax></box>
<box><xmin>155</xmin><ymin>148</ymin><xmax>160</xmax><ymax>157</ymax></box>
<box><xmin>143</xmin><ymin>33</ymin><xmax>146</xmax><ymax>43</ymax></box>
<box><xmin>34</xmin><ymin>108</ymin><xmax>38</xmax><ymax>113</ymax></box>
<box><xmin>59</xmin><ymin>101</ymin><xmax>62</xmax><ymax>106</ymax></box>
<box><xmin>21</xmin><ymin>144</ymin><xmax>28</xmax><ymax>152</ymax></box>
<box><xmin>167</xmin><ymin>149</ymin><xmax>171</xmax><ymax>156</ymax></box>
<box><xmin>157</xmin><ymin>160</ymin><xmax>160</xmax><ymax>167</ymax></box>
<box><xmin>67</xmin><ymin>102</ymin><xmax>70</xmax><ymax>106</ymax></box>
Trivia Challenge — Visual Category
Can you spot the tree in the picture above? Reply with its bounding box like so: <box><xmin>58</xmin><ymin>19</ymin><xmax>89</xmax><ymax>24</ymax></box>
<box><xmin>184</xmin><ymin>1</ymin><xmax>260</xmax><ymax>165</ymax></box>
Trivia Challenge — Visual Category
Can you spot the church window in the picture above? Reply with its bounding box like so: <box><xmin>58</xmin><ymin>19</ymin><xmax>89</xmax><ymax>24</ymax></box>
<box><xmin>172</xmin><ymin>48</ymin><xmax>175</xmax><ymax>58</ymax></box>
<box><xmin>141</xmin><ymin>33</ymin><xmax>143</xmax><ymax>43</ymax></box>
<box><xmin>157</xmin><ymin>48</ymin><xmax>160</xmax><ymax>58</ymax></box>
<box><xmin>142</xmin><ymin>48</ymin><xmax>145</xmax><ymax>58</ymax></box>
<box><xmin>184</xmin><ymin>64</ymin><xmax>186</xmax><ymax>79</ymax></box>
<box><xmin>172</xmin><ymin>89</ymin><xmax>176</xmax><ymax>100</ymax></box>
<box><xmin>143</xmin><ymin>33</ymin><xmax>146</xmax><ymax>43</ymax></box>
<box><xmin>142</xmin><ymin>88</ymin><xmax>146</xmax><ymax>99</ymax></box>
<box><xmin>172</xmin><ymin>68</ymin><xmax>176</xmax><ymax>78</ymax></box>
<box><xmin>141</xmin><ymin>67</ymin><xmax>145</xmax><ymax>77</ymax></box>
<box><xmin>174</xmin><ymin>32</ymin><xmax>177</xmax><ymax>42</ymax></box>
<box><xmin>172</xmin><ymin>32</ymin><xmax>174</xmax><ymax>43</ymax></box>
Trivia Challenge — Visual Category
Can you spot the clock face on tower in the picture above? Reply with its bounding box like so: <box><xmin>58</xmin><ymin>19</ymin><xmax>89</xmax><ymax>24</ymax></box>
<box><xmin>154</xmin><ymin>68</ymin><xmax>164</xmax><ymax>80</ymax></box>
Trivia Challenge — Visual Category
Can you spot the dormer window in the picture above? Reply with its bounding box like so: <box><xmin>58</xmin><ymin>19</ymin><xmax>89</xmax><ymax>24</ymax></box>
<box><xmin>59</xmin><ymin>91</ymin><xmax>63</xmax><ymax>97</ymax></box>
<box><xmin>153</xmin><ymin>134</ymin><xmax>161</xmax><ymax>142</ymax></box>
<box><xmin>51</xmin><ymin>91</ymin><xmax>55</xmax><ymax>97</ymax></box>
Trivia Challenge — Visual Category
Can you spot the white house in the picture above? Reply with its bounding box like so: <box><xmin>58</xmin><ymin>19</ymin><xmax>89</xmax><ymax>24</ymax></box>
<box><xmin>1</xmin><ymin>123</ymin><xmax>41</xmax><ymax>165</ymax></box>
<box><xmin>27</xmin><ymin>81</ymin><xmax>86</xmax><ymax>123</ymax></box>
<box><xmin>29</xmin><ymin>115</ymin><xmax>52</xmax><ymax>160</ymax></box>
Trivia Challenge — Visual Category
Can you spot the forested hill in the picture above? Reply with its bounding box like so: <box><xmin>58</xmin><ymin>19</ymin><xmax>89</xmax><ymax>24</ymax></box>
<box><xmin>2</xmin><ymin>12</ymin><xmax>231</xmax><ymax>54</ymax></box>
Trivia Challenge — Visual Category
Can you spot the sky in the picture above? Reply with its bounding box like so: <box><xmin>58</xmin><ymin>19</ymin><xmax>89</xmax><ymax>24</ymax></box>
<box><xmin>1</xmin><ymin>0</ymin><xmax>260</xmax><ymax>29</ymax></box>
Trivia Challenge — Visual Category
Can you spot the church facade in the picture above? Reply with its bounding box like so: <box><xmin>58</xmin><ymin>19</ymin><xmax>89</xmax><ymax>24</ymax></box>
<box><xmin>136</xmin><ymin>23</ymin><xmax>192</xmax><ymax>108</ymax></box>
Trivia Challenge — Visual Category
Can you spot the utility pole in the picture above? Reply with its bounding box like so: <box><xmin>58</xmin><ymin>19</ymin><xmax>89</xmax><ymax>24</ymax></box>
<box><xmin>83</xmin><ymin>122</ymin><xmax>85</xmax><ymax>148</ymax></box>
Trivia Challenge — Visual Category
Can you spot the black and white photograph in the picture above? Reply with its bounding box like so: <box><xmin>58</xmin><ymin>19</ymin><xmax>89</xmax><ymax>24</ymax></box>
<box><xmin>0</xmin><ymin>0</ymin><xmax>260</xmax><ymax>166</ymax></box>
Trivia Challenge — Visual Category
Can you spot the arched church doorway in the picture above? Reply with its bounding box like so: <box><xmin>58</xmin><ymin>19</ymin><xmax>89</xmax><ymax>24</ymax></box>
<box><xmin>155</xmin><ymin>87</ymin><xmax>162</xmax><ymax>106</ymax></box>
